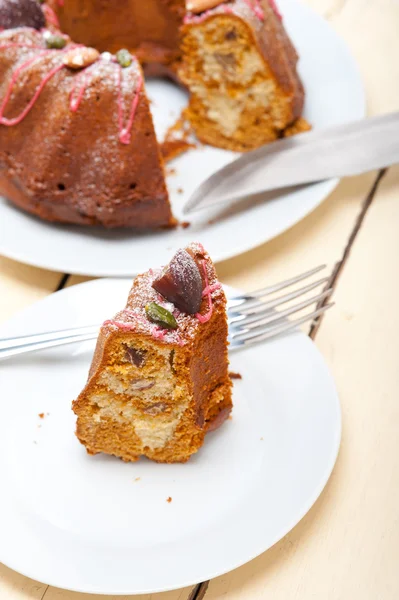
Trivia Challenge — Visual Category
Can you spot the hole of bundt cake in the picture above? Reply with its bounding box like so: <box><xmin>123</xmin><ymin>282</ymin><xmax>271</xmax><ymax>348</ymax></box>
<box><xmin>57</xmin><ymin>183</ymin><xmax>66</xmax><ymax>191</ymax></box>
<box><xmin>129</xmin><ymin>183</ymin><xmax>137</xmax><ymax>190</ymax></box>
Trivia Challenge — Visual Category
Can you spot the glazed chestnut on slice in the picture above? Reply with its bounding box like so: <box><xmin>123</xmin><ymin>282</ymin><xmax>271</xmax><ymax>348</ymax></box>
<box><xmin>152</xmin><ymin>249</ymin><xmax>203</xmax><ymax>314</ymax></box>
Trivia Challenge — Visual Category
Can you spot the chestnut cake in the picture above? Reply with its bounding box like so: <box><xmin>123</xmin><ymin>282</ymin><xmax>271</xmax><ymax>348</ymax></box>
<box><xmin>73</xmin><ymin>243</ymin><xmax>232</xmax><ymax>463</ymax></box>
<box><xmin>0</xmin><ymin>0</ymin><xmax>307</xmax><ymax>228</ymax></box>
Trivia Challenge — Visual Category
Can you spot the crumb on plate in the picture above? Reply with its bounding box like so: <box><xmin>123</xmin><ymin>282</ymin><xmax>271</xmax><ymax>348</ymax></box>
<box><xmin>229</xmin><ymin>371</ymin><xmax>242</xmax><ymax>380</ymax></box>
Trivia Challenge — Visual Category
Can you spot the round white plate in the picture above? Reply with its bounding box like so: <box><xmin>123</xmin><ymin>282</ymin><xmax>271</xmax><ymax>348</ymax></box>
<box><xmin>0</xmin><ymin>0</ymin><xmax>365</xmax><ymax>276</ymax></box>
<box><xmin>0</xmin><ymin>279</ymin><xmax>341</xmax><ymax>595</ymax></box>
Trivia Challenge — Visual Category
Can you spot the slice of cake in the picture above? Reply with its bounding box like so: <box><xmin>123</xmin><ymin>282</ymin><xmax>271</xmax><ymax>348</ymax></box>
<box><xmin>73</xmin><ymin>243</ymin><xmax>232</xmax><ymax>463</ymax></box>
<box><xmin>179</xmin><ymin>0</ymin><xmax>307</xmax><ymax>151</ymax></box>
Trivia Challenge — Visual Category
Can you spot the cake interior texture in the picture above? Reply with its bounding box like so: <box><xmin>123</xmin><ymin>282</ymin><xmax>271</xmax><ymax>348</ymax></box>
<box><xmin>180</xmin><ymin>8</ymin><xmax>306</xmax><ymax>151</ymax></box>
<box><xmin>73</xmin><ymin>244</ymin><xmax>232</xmax><ymax>463</ymax></box>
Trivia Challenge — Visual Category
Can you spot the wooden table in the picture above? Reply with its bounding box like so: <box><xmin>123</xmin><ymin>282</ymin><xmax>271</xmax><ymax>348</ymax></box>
<box><xmin>1</xmin><ymin>0</ymin><xmax>399</xmax><ymax>598</ymax></box>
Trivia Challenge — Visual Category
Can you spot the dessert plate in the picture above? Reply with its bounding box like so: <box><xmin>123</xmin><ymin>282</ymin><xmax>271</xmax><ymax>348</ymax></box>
<box><xmin>0</xmin><ymin>0</ymin><xmax>365</xmax><ymax>276</ymax></box>
<box><xmin>0</xmin><ymin>279</ymin><xmax>341</xmax><ymax>595</ymax></box>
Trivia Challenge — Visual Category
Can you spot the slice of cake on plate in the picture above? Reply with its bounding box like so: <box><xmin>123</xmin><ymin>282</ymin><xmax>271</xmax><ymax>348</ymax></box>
<box><xmin>73</xmin><ymin>243</ymin><xmax>232</xmax><ymax>463</ymax></box>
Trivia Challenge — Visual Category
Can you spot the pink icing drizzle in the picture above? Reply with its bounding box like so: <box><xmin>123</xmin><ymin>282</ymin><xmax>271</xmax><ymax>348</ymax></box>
<box><xmin>184</xmin><ymin>4</ymin><xmax>233</xmax><ymax>24</ymax></box>
<box><xmin>196</xmin><ymin>260</ymin><xmax>215</xmax><ymax>324</ymax></box>
<box><xmin>104</xmin><ymin>310</ymin><xmax>185</xmax><ymax>346</ymax></box>
<box><xmin>0</xmin><ymin>42</ymin><xmax>44</xmax><ymax>51</ymax></box>
<box><xmin>205</xmin><ymin>282</ymin><xmax>222</xmax><ymax>295</ymax></box>
<box><xmin>0</xmin><ymin>35</ymin><xmax>142</xmax><ymax>144</ymax></box>
<box><xmin>69</xmin><ymin>62</ymin><xmax>98</xmax><ymax>111</ymax></box>
<box><xmin>269</xmin><ymin>0</ymin><xmax>283</xmax><ymax>19</ymax></box>
<box><xmin>243</xmin><ymin>0</ymin><xmax>265</xmax><ymax>20</ymax></box>
<box><xmin>0</xmin><ymin>49</ymin><xmax>66</xmax><ymax>126</ymax></box>
<box><xmin>117</xmin><ymin>62</ymin><xmax>143</xmax><ymax>145</ymax></box>
<box><xmin>103</xmin><ymin>319</ymin><xmax>135</xmax><ymax>331</ymax></box>
<box><xmin>42</xmin><ymin>4</ymin><xmax>61</xmax><ymax>28</ymax></box>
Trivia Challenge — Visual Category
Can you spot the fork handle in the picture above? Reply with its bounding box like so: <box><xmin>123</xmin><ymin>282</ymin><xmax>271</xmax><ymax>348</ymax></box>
<box><xmin>0</xmin><ymin>328</ymin><xmax>98</xmax><ymax>361</ymax></box>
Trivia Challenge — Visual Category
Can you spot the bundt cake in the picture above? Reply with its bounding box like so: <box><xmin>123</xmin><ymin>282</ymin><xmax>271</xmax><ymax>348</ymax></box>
<box><xmin>0</xmin><ymin>0</ymin><xmax>306</xmax><ymax>228</ymax></box>
<box><xmin>73</xmin><ymin>242</ymin><xmax>232</xmax><ymax>463</ymax></box>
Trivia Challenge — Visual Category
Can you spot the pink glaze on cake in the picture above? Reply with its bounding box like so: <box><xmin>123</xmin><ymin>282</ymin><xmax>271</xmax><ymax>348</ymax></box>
<box><xmin>183</xmin><ymin>4</ymin><xmax>234</xmax><ymax>25</ymax></box>
<box><xmin>0</xmin><ymin>33</ymin><xmax>144</xmax><ymax>144</ymax></box>
<box><xmin>117</xmin><ymin>61</ymin><xmax>143</xmax><ymax>145</ymax></box>
<box><xmin>0</xmin><ymin>49</ymin><xmax>66</xmax><ymax>125</ymax></box>
<box><xmin>243</xmin><ymin>0</ymin><xmax>265</xmax><ymax>20</ymax></box>
<box><xmin>268</xmin><ymin>0</ymin><xmax>282</xmax><ymax>19</ymax></box>
<box><xmin>196</xmin><ymin>260</ymin><xmax>216</xmax><ymax>324</ymax></box>
<box><xmin>69</xmin><ymin>61</ymin><xmax>98</xmax><ymax>111</ymax></box>
<box><xmin>103</xmin><ymin>311</ymin><xmax>185</xmax><ymax>346</ymax></box>
<box><xmin>42</xmin><ymin>4</ymin><xmax>60</xmax><ymax>28</ymax></box>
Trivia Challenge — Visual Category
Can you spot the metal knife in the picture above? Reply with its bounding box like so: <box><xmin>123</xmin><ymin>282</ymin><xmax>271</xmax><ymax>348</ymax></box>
<box><xmin>183</xmin><ymin>112</ymin><xmax>399</xmax><ymax>214</ymax></box>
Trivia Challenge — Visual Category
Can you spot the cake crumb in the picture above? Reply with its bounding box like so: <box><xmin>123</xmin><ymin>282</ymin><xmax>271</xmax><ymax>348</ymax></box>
<box><xmin>161</xmin><ymin>139</ymin><xmax>195</xmax><ymax>162</ymax></box>
<box><xmin>283</xmin><ymin>117</ymin><xmax>311</xmax><ymax>137</ymax></box>
<box><xmin>228</xmin><ymin>415</ymin><xmax>233</xmax><ymax>420</ymax></box>
<box><xmin>160</xmin><ymin>114</ymin><xmax>196</xmax><ymax>163</ymax></box>
<box><xmin>177</xmin><ymin>187</ymin><xmax>184</xmax><ymax>194</ymax></box>
<box><xmin>166</xmin><ymin>167</ymin><xmax>176</xmax><ymax>177</ymax></box>
<box><xmin>260</xmin><ymin>437</ymin><xmax>264</xmax><ymax>441</ymax></box>
<box><xmin>166</xmin><ymin>496</ymin><xmax>172</xmax><ymax>503</ymax></box>
<box><xmin>229</xmin><ymin>371</ymin><xmax>242</xmax><ymax>380</ymax></box>
<box><xmin>38</xmin><ymin>413</ymin><xmax>45</xmax><ymax>419</ymax></box>
<box><xmin>180</xmin><ymin>220</ymin><xmax>191</xmax><ymax>229</ymax></box>
<box><xmin>134</xmin><ymin>477</ymin><xmax>141</xmax><ymax>482</ymax></box>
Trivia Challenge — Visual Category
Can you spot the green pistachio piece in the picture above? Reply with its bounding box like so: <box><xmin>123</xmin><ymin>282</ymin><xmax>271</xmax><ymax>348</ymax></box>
<box><xmin>116</xmin><ymin>48</ymin><xmax>133</xmax><ymax>68</ymax></box>
<box><xmin>45</xmin><ymin>34</ymin><xmax>67</xmax><ymax>49</ymax></box>
<box><xmin>145</xmin><ymin>302</ymin><xmax>177</xmax><ymax>330</ymax></box>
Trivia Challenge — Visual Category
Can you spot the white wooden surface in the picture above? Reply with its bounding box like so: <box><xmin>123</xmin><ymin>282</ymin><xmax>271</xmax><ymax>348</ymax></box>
<box><xmin>1</xmin><ymin>0</ymin><xmax>398</xmax><ymax>598</ymax></box>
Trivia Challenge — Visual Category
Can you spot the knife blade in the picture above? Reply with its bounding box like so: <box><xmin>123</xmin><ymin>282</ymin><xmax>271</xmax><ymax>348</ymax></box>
<box><xmin>183</xmin><ymin>112</ymin><xmax>399</xmax><ymax>214</ymax></box>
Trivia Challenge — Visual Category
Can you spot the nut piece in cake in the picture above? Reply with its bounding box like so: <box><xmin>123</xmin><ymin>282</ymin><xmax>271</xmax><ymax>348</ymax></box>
<box><xmin>72</xmin><ymin>243</ymin><xmax>232</xmax><ymax>463</ymax></box>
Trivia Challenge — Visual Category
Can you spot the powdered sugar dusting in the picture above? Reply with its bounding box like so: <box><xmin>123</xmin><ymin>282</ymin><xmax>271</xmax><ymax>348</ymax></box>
<box><xmin>184</xmin><ymin>3</ymin><xmax>234</xmax><ymax>24</ymax></box>
<box><xmin>0</xmin><ymin>28</ymin><xmax>143</xmax><ymax>142</ymax></box>
<box><xmin>196</xmin><ymin>259</ymin><xmax>214</xmax><ymax>323</ymax></box>
<box><xmin>243</xmin><ymin>0</ymin><xmax>265</xmax><ymax>20</ymax></box>
<box><xmin>102</xmin><ymin>244</ymin><xmax>225</xmax><ymax>345</ymax></box>
<box><xmin>268</xmin><ymin>0</ymin><xmax>282</xmax><ymax>20</ymax></box>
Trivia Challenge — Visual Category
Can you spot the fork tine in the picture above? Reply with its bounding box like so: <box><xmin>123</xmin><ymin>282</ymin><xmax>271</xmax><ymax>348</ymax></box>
<box><xmin>228</xmin><ymin>264</ymin><xmax>326</xmax><ymax>306</ymax></box>
<box><xmin>232</xmin><ymin>288</ymin><xmax>333</xmax><ymax>332</ymax></box>
<box><xmin>229</xmin><ymin>303</ymin><xmax>334</xmax><ymax>348</ymax></box>
<box><xmin>229</xmin><ymin>276</ymin><xmax>330</xmax><ymax>316</ymax></box>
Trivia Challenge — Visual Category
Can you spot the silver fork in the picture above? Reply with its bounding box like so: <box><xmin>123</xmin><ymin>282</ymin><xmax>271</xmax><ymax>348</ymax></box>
<box><xmin>0</xmin><ymin>265</ymin><xmax>333</xmax><ymax>361</ymax></box>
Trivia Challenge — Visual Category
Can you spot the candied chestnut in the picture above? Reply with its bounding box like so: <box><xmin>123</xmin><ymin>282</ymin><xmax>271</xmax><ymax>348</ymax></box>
<box><xmin>125</xmin><ymin>346</ymin><xmax>145</xmax><ymax>367</ymax></box>
<box><xmin>0</xmin><ymin>0</ymin><xmax>45</xmax><ymax>30</ymax></box>
<box><xmin>152</xmin><ymin>249</ymin><xmax>203</xmax><ymax>314</ymax></box>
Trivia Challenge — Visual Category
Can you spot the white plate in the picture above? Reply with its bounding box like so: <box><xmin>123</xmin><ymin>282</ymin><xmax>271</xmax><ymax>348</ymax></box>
<box><xmin>0</xmin><ymin>0</ymin><xmax>365</xmax><ymax>276</ymax></box>
<box><xmin>0</xmin><ymin>279</ymin><xmax>341</xmax><ymax>595</ymax></box>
